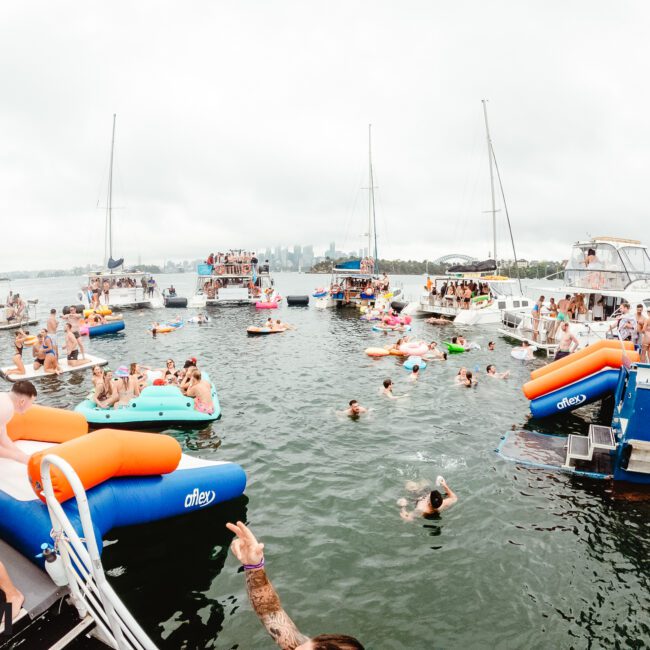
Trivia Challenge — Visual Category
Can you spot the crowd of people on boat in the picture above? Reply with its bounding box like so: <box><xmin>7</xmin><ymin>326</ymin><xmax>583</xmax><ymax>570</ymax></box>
<box><xmin>204</xmin><ymin>251</ymin><xmax>270</xmax><ymax>275</ymax></box>
<box><xmin>84</xmin><ymin>275</ymin><xmax>157</xmax><ymax>308</ymax></box>
<box><xmin>423</xmin><ymin>278</ymin><xmax>492</xmax><ymax>309</ymax></box>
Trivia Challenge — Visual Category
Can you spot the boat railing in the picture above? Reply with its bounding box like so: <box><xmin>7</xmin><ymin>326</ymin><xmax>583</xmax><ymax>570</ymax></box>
<box><xmin>40</xmin><ymin>453</ymin><xmax>157</xmax><ymax>650</ymax></box>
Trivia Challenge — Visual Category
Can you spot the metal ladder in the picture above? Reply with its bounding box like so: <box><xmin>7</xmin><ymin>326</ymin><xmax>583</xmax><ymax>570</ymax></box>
<box><xmin>40</xmin><ymin>453</ymin><xmax>158</xmax><ymax>650</ymax></box>
<box><xmin>564</xmin><ymin>424</ymin><xmax>616</xmax><ymax>468</ymax></box>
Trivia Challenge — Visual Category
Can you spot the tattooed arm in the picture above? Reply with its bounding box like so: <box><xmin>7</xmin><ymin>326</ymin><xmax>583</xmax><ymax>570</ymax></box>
<box><xmin>226</xmin><ymin>521</ymin><xmax>309</xmax><ymax>650</ymax></box>
<box><xmin>245</xmin><ymin>567</ymin><xmax>309</xmax><ymax>649</ymax></box>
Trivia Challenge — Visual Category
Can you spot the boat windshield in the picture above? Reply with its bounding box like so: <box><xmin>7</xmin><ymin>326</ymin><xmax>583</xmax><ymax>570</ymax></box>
<box><xmin>564</xmin><ymin>243</ymin><xmax>632</xmax><ymax>290</ymax></box>
<box><xmin>620</xmin><ymin>246</ymin><xmax>650</xmax><ymax>278</ymax></box>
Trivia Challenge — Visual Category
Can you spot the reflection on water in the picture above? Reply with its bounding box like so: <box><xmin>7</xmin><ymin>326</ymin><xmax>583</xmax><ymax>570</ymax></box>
<box><xmin>2</xmin><ymin>274</ymin><xmax>649</xmax><ymax>648</ymax></box>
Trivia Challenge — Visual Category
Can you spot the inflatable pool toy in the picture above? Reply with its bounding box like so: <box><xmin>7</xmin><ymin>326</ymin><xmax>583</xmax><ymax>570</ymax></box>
<box><xmin>79</xmin><ymin>320</ymin><xmax>125</xmax><ymax>337</ymax></box>
<box><xmin>83</xmin><ymin>307</ymin><xmax>112</xmax><ymax>318</ymax></box>
<box><xmin>389</xmin><ymin>348</ymin><xmax>408</xmax><ymax>356</ymax></box>
<box><xmin>399</xmin><ymin>341</ymin><xmax>428</xmax><ymax>357</ymax></box>
<box><xmin>365</xmin><ymin>347</ymin><xmax>390</xmax><ymax>357</ymax></box>
<box><xmin>255</xmin><ymin>301</ymin><xmax>279</xmax><ymax>309</ymax></box>
<box><xmin>75</xmin><ymin>375</ymin><xmax>220</xmax><ymax>426</ymax></box>
<box><xmin>471</xmin><ymin>295</ymin><xmax>490</xmax><ymax>303</ymax></box>
<box><xmin>0</xmin><ymin>354</ymin><xmax>108</xmax><ymax>382</ymax></box>
<box><xmin>372</xmin><ymin>324</ymin><xmax>412</xmax><ymax>333</ymax></box>
<box><xmin>443</xmin><ymin>341</ymin><xmax>465</xmax><ymax>354</ymax></box>
<box><xmin>511</xmin><ymin>347</ymin><xmax>536</xmax><ymax>360</ymax></box>
<box><xmin>153</xmin><ymin>326</ymin><xmax>174</xmax><ymax>333</ymax></box>
<box><xmin>312</xmin><ymin>289</ymin><xmax>328</xmax><ymax>298</ymax></box>
<box><xmin>403</xmin><ymin>355</ymin><xmax>426</xmax><ymax>371</ymax></box>
<box><xmin>0</xmin><ymin>406</ymin><xmax>246</xmax><ymax>567</ymax></box>
<box><xmin>166</xmin><ymin>320</ymin><xmax>184</xmax><ymax>328</ymax></box>
<box><xmin>188</xmin><ymin>316</ymin><xmax>211</xmax><ymax>323</ymax></box>
<box><xmin>23</xmin><ymin>335</ymin><xmax>38</xmax><ymax>346</ymax></box>
<box><xmin>247</xmin><ymin>326</ymin><xmax>283</xmax><ymax>335</ymax></box>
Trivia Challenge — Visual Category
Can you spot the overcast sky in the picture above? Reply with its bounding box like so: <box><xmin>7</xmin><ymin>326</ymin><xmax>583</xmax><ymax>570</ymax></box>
<box><xmin>1</xmin><ymin>1</ymin><xmax>649</xmax><ymax>271</ymax></box>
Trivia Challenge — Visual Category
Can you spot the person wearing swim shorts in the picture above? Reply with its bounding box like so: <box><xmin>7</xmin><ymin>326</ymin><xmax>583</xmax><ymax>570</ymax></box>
<box><xmin>0</xmin><ymin>381</ymin><xmax>37</xmax><ymax>463</ymax></box>
<box><xmin>64</xmin><ymin>323</ymin><xmax>87</xmax><ymax>366</ymax></box>
<box><xmin>555</xmin><ymin>322</ymin><xmax>579</xmax><ymax>360</ymax></box>
<box><xmin>552</xmin><ymin>295</ymin><xmax>571</xmax><ymax>341</ymax></box>
<box><xmin>32</xmin><ymin>333</ymin><xmax>47</xmax><ymax>371</ymax></box>
<box><xmin>397</xmin><ymin>477</ymin><xmax>458</xmax><ymax>520</ymax></box>
<box><xmin>182</xmin><ymin>369</ymin><xmax>214</xmax><ymax>414</ymax></box>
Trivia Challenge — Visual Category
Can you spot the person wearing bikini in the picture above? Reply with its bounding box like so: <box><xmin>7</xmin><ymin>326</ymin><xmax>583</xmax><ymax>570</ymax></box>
<box><xmin>182</xmin><ymin>369</ymin><xmax>214</xmax><ymax>414</ymax></box>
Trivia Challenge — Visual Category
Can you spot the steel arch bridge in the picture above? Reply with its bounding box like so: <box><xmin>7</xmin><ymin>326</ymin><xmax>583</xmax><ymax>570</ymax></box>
<box><xmin>433</xmin><ymin>254</ymin><xmax>478</xmax><ymax>265</ymax></box>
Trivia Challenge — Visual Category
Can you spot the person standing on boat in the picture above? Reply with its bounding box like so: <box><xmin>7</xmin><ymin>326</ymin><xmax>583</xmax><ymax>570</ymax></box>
<box><xmin>531</xmin><ymin>295</ymin><xmax>545</xmax><ymax>341</ymax></box>
<box><xmin>0</xmin><ymin>381</ymin><xmax>37</xmax><ymax>463</ymax></box>
<box><xmin>226</xmin><ymin>521</ymin><xmax>363</xmax><ymax>650</ymax></box>
<box><xmin>635</xmin><ymin>304</ymin><xmax>646</xmax><ymax>347</ymax></box>
<box><xmin>615</xmin><ymin>303</ymin><xmax>637</xmax><ymax>342</ymax></box>
<box><xmin>551</xmin><ymin>294</ymin><xmax>571</xmax><ymax>341</ymax></box>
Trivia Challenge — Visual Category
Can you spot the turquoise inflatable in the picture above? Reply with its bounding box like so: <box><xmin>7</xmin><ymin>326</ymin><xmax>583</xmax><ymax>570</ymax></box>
<box><xmin>372</xmin><ymin>324</ymin><xmax>412</xmax><ymax>333</ymax></box>
<box><xmin>403</xmin><ymin>355</ymin><xmax>426</xmax><ymax>371</ymax></box>
<box><xmin>75</xmin><ymin>376</ymin><xmax>220</xmax><ymax>426</ymax></box>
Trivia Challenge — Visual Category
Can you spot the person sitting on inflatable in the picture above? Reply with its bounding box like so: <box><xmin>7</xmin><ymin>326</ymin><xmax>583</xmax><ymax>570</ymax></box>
<box><xmin>181</xmin><ymin>369</ymin><xmax>214</xmax><ymax>415</ymax></box>
<box><xmin>0</xmin><ymin>381</ymin><xmax>37</xmax><ymax>464</ymax></box>
<box><xmin>397</xmin><ymin>477</ymin><xmax>458</xmax><ymax>520</ymax></box>
<box><xmin>423</xmin><ymin>342</ymin><xmax>447</xmax><ymax>361</ymax></box>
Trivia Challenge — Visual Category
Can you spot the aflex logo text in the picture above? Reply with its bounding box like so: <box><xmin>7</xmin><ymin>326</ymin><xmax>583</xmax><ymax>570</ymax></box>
<box><xmin>556</xmin><ymin>394</ymin><xmax>587</xmax><ymax>410</ymax></box>
<box><xmin>184</xmin><ymin>488</ymin><xmax>216</xmax><ymax>508</ymax></box>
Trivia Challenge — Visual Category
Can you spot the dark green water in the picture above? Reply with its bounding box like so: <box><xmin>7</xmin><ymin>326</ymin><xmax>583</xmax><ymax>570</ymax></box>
<box><xmin>3</xmin><ymin>274</ymin><xmax>650</xmax><ymax>649</ymax></box>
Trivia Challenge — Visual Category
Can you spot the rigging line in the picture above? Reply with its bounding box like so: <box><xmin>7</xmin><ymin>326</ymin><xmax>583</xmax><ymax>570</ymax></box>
<box><xmin>489</xmin><ymin>141</ymin><xmax>522</xmax><ymax>294</ymax></box>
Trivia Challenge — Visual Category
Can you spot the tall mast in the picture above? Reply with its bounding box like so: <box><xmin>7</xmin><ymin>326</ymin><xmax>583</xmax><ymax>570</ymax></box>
<box><xmin>368</xmin><ymin>124</ymin><xmax>378</xmax><ymax>273</ymax></box>
<box><xmin>105</xmin><ymin>113</ymin><xmax>116</xmax><ymax>266</ymax></box>
<box><xmin>482</xmin><ymin>100</ymin><xmax>497</xmax><ymax>263</ymax></box>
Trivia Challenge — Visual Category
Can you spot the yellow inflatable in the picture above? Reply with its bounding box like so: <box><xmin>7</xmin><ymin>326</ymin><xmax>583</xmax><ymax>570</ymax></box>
<box><xmin>83</xmin><ymin>306</ymin><xmax>113</xmax><ymax>318</ymax></box>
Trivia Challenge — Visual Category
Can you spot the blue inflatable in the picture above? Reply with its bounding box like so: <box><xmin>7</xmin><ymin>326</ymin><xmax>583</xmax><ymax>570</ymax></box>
<box><xmin>86</xmin><ymin>320</ymin><xmax>125</xmax><ymax>337</ymax></box>
<box><xmin>74</xmin><ymin>376</ymin><xmax>220</xmax><ymax>426</ymax></box>
<box><xmin>371</xmin><ymin>324</ymin><xmax>412</xmax><ymax>333</ymax></box>
<box><xmin>0</xmin><ymin>454</ymin><xmax>246</xmax><ymax>568</ymax></box>
<box><xmin>530</xmin><ymin>369</ymin><xmax>620</xmax><ymax>419</ymax></box>
<box><xmin>403</xmin><ymin>355</ymin><xmax>426</xmax><ymax>371</ymax></box>
<box><xmin>312</xmin><ymin>291</ymin><xmax>328</xmax><ymax>298</ymax></box>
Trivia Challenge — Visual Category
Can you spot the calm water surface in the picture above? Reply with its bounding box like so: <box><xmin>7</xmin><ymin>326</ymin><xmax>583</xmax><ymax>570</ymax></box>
<box><xmin>3</xmin><ymin>273</ymin><xmax>649</xmax><ymax>649</ymax></box>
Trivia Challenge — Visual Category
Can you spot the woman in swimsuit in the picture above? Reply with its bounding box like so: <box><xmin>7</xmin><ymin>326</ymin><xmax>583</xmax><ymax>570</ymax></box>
<box><xmin>5</xmin><ymin>330</ymin><xmax>28</xmax><ymax>376</ymax></box>
<box><xmin>41</xmin><ymin>330</ymin><xmax>60</xmax><ymax>375</ymax></box>
<box><xmin>113</xmin><ymin>366</ymin><xmax>139</xmax><ymax>408</ymax></box>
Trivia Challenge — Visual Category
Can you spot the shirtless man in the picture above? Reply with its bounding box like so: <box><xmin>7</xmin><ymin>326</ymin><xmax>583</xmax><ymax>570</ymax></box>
<box><xmin>635</xmin><ymin>304</ymin><xmax>646</xmax><ymax>347</ymax></box>
<box><xmin>0</xmin><ymin>381</ymin><xmax>37</xmax><ymax>463</ymax></box>
<box><xmin>182</xmin><ymin>370</ymin><xmax>215</xmax><ymax>415</ymax></box>
<box><xmin>552</xmin><ymin>294</ymin><xmax>572</xmax><ymax>340</ymax></box>
<box><xmin>486</xmin><ymin>364</ymin><xmax>510</xmax><ymax>379</ymax></box>
<box><xmin>47</xmin><ymin>308</ymin><xmax>58</xmax><ymax>337</ymax></box>
<box><xmin>63</xmin><ymin>323</ymin><xmax>87</xmax><ymax>366</ymax></box>
<box><xmin>397</xmin><ymin>477</ymin><xmax>458</xmax><ymax>520</ymax></box>
<box><xmin>226</xmin><ymin>521</ymin><xmax>363</xmax><ymax>650</ymax></box>
<box><xmin>62</xmin><ymin>306</ymin><xmax>83</xmax><ymax>337</ymax></box>
<box><xmin>555</xmin><ymin>322</ymin><xmax>579</xmax><ymax>360</ymax></box>
<box><xmin>381</xmin><ymin>378</ymin><xmax>407</xmax><ymax>400</ymax></box>
<box><xmin>641</xmin><ymin>313</ymin><xmax>650</xmax><ymax>363</ymax></box>
<box><xmin>344</xmin><ymin>400</ymin><xmax>367</xmax><ymax>417</ymax></box>
<box><xmin>32</xmin><ymin>333</ymin><xmax>48</xmax><ymax>371</ymax></box>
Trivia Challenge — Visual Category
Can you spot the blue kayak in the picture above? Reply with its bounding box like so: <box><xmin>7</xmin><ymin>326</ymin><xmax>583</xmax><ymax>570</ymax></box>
<box><xmin>75</xmin><ymin>375</ymin><xmax>220</xmax><ymax>426</ymax></box>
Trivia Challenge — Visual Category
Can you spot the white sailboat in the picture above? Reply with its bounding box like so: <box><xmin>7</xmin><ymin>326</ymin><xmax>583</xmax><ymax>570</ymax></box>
<box><xmin>77</xmin><ymin>114</ymin><xmax>163</xmax><ymax>310</ymax></box>
<box><xmin>411</xmin><ymin>101</ymin><xmax>530</xmax><ymax>324</ymax></box>
<box><xmin>0</xmin><ymin>278</ymin><xmax>38</xmax><ymax>330</ymax></box>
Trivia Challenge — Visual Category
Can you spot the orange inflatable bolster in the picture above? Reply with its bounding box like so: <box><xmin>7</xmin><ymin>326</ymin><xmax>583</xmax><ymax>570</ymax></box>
<box><xmin>530</xmin><ymin>340</ymin><xmax>635</xmax><ymax>380</ymax></box>
<box><xmin>523</xmin><ymin>348</ymin><xmax>640</xmax><ymax>400</ymax></box>
<box><xmin>28</xmin><ymin>428</ymin><xmax>182</xmax><ymax>503</ymax></box>
<box><xmin>7</xmin><ymin>405</ymin><xmax>88</xmax><ymax>443</ymax></box>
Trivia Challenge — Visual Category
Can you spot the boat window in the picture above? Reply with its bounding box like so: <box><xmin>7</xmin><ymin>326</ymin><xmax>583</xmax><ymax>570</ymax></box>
<box><xmin>522</xmin><ymin>300</ymin><xmax>528</xmax><ymax>306</ymax></box>
<box><xmin>620</xmin><ymin>246</ymin><xmax>650</xmax><ymax>278</ymax></box>
<box><xmin>498</xmin><ymin>301</ymin><xmax>506</xmax><ymax>309</ymax></box>
<box><xmin>513</xmin><ymin>300</ymin><xmax>520</xmax><ymax>308</ymax></box>
<box><xmin>565</xmin><ymin>243</ymin><xmax>630</xmax><ymax>289</ymax></box>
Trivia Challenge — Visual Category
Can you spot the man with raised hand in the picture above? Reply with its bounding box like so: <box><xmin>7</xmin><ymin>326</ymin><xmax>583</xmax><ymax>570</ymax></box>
<box><xmin>226</xmin><ymin>521</ymin><xmax>363</xmax><ymax>650</ymax></box>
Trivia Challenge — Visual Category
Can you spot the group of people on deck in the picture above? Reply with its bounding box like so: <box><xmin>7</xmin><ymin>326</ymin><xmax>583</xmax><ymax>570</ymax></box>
<box><xmin>425</xmin><ymin>278</ymin><xmax>492</xmax><ymax>309</ymax></box>
<box><xmin>86</xmin><ymin>275</ymin><xmax>157</xmax><ymax>308</ymax></box>
<box><xmin>205</xmin><ymin>251</ymin><xmax>269</xmax><ymax>274</ymax></box>
<box><xmin>90</xmin><ymin>357</ymin><xmax>215</xmax><ymax>414</ymax></box>
<box><xmin>4</xmin><ymin>308</ymin><xmax>88</xmax><ymax>377</ymax></box>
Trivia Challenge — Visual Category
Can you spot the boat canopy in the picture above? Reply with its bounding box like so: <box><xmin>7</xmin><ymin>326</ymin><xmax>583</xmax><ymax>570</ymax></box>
<box><xmin>335</xmin><ymin>259</ymin><xmax>362</xmax><ymax>270</ymax></box>
<box><xmin>447</xmin><ymin>259</ymin><xmax>496</xmax><ymax>274</ymax></box>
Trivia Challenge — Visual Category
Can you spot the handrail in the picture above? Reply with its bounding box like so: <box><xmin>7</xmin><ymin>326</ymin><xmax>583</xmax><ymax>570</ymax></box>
<box><xmin>40</xmin><ymin>453</ymin><xmax>158</xmax><ymax>650</ymax></box>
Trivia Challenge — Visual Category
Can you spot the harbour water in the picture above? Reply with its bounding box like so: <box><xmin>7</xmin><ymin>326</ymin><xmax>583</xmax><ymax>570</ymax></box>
<box><xmin>3</xmin><ymin>273</ymin><xmax>650</xmax><ymax>648</ymax></box>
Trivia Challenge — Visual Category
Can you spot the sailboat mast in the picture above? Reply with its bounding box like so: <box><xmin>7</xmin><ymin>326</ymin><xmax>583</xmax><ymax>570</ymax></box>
<box><xmin>368</xmin><ymin>124</ymin><xmax>378</xmax><ymax>273</ymax></box>
<box><xmin>481</xmin><ymin>100</ymin><xmax>497</xmax><ymax>263</ymax></box>
<box><xmin>106</xmin><ymin>113</ymin><xmax>116</xmax><ymax>266</ymax></box>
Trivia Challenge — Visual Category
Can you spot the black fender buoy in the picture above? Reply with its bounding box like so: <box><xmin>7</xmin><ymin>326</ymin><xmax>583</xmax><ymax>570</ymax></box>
<box><xmin>391</xmin><ymin>301</ymin><xmax>407</xmax><ymax>313</ymax></box>
<box><xmin>286</xmin><ymin>295</ymin><xmax>309</xmax><ymax>306</ymax></box>
<box><xmin>62</xmin><ymin>304</ymin><xmax>85</xmax><ymax>315</ymax></box>
<box><xmin>164</xmin><ymin>296</ymin><xmax>188</xmax><ymax>308</ymax></box>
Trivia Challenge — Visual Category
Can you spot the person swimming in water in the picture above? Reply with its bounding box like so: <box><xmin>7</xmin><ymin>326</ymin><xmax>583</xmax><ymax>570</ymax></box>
<box><xmin>381</xmin><ymin>378</ymin><xmax>407</xmax><ymax>400</ymax></box>
<box><xmin>344</xmin><ymin>400</ymin><xmax>368</xmax><ymax>417</ymax></box>
<box><xmin>409</xmin><ymin>365</ymin><xmax>420</xmax><ymax>382</ymax></box>
<box><xmin>397</xmin><ymin>477</ymin><xmax>458</xmax><ymax>520</ymax></box>
<box><xmin>486</xmin><ymin>364</ymin><xmax>509</xmax><ymax>379</ymax></box>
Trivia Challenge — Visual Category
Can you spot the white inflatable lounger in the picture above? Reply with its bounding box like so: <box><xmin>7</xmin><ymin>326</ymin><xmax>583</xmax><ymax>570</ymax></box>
<box><xmin>0</xmin><ymin>354</ymin><xmax>108</xmax><ymax>382</ymax></box>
